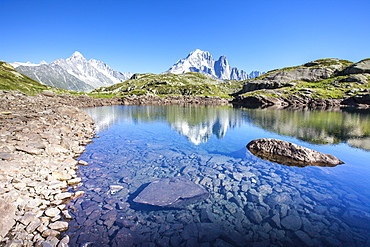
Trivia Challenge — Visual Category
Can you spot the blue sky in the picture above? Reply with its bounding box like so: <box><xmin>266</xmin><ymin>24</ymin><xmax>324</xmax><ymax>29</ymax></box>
<box><xmin>1</xmin><ymin>0</ymin><xmax>370</xmax><ymax>74</ymax></box>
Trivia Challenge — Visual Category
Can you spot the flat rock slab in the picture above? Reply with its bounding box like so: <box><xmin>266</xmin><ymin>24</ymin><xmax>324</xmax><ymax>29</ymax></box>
<box><xmin>247</xmin><ymin>138</ymin><xmax>344</xmax><ymax>167</ymax></box>
<box><xmin>0</xmin><ymin>199</ymin><xmax>16</xmax><ymax>240</ymax></box>
<box><xmin>133</xmin><ymin>176</ymin><xmax>209</xmax><ymax>208</ymax></box>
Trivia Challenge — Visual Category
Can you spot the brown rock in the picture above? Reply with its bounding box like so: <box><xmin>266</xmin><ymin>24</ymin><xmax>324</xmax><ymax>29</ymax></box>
<box><xmin>247</xmin><ymin>138</ymin><xmax>344</xmax><ymax>167</ymax></box>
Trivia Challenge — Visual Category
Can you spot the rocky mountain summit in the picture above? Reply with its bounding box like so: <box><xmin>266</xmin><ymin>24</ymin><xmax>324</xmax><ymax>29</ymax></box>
<box><xmin>232</xmin><ymin>58</ymin><xmax>370</xmax><ymax>108</ymax></box>
<box><xmin>12</xmin><ymin>52</ymin><xmax>132</xmax><ymax>92</ymax></box>
<box><xmin>166</xmin><ymin>49</ymin><xmax>263</xmax><ymax>81</ymax></box>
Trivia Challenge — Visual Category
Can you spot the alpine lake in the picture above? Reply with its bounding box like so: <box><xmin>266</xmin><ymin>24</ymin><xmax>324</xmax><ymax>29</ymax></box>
<box><xmin>63</xmin><ymin>105</ymin><xmax>370</xmax><ymax>247</ymax></box>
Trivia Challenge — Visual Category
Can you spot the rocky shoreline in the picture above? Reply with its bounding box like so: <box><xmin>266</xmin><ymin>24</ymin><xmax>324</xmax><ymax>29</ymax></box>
<box><xmin>0</xmin><ymin>91</ymin><xmax>231</xmax><ymax>246</ymax></box>
<box><xmin>231</xmin><ymin>93</ymin><xmax>370</xmax><ymax>110</ymax></box>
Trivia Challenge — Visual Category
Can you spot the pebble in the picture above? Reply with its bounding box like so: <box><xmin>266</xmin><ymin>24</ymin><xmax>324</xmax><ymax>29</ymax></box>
<box><xmin>44</xmin><ymin>208</ymin><xmax>60</xmax><ymax>218</ymax></box>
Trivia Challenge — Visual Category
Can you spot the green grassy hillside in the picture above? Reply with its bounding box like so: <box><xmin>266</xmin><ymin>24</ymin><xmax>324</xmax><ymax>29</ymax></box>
<box><xmin>0</xmin><ymin>61</ymin><xmax>52</xmax><ymax>94</ymax></box>
<box><xmin>92</xmin><ymin>72</ymin><xmax>243</xmax><ymax>98</ymax></box>
<box><xmin>237</xmin><ymin>58</ymin><xmax>370</xmax><ymax>99</ymax></box>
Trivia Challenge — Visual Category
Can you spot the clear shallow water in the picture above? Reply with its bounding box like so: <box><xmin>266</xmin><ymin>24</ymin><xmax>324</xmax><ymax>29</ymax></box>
<box><xmin>65</xmin><ymin>105</ymin><xmax>370</xmax><ymax>247</ymax></box>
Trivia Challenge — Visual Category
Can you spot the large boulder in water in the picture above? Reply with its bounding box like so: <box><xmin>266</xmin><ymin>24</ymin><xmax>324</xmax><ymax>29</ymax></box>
<box><xmin>133</xmin><ymin>176</ymin><xmax>209</xmax><ymax>208</ymax></box>
<box><xmin>247</xmin><ymin>138</ymin><xmax>344</xmax><ymax>167</ymax></box>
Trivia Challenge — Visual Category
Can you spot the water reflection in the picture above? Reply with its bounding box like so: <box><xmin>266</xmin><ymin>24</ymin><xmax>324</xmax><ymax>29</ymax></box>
<box><xmin>248</xmin><ymin>149</ymin><xmax>340</xmax><ymax>167</ymax></box>
<box><xmin>84</xmin><ymin>106</ymin><xmax>370</xmax><ymax>150</ymax></box>
<box><xmin>241</xmin><ymin>108</ymin><xmax>370</xmax><ymax>150</ymax></box>
<box><xmin>84</xmin><ymin>105</ymin><xmax>244</xmax><ymax>145</ymax></box>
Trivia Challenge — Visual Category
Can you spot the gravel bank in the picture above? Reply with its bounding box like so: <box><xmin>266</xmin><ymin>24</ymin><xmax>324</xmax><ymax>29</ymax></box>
<box><xmin>0</xmin><ymin>91</ymin><xmax>118</xmax><ymax>246</ymax></box>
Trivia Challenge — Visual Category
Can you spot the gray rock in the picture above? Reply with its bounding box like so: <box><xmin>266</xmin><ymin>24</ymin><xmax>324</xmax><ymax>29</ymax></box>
<box><xmin>0</xmin><ymin>199</ymin><xmax>16</xmax><ymax>240</ymax></box>
<box><xmin>45</xmin><ymin>207</ymin><xmax>60</xmax><ymax>217</ymax></box>
<box><xmin>340</xmin><ymin>74</ymin><xmax>368</xmax><ymax>83</ymax></box>
<box><xmin>240</xmin><ymin>67</ymin><xmax>334</xmax><ymax>93</ymax></box>
<box><xmin>247</xmin><ymin>138</ymin><xmax>344</xmax><ymax>167</ymax></box>
<box><xmin>198</xmin><ymin>223</ymin><xmax>222</xmax><ymax>242</ymax></box>
<box><xmin>220</xmin><ymin>230</ymin><xmax>248</xmax><ymax>247</ymax></box>
<box><xmin>0</xmin><ymin>152</ymin><xmax>15</xmax><ymax>160</ymax></box>
<box><xmin>133</xmin><ymin>176</ymin><xmax>209</xmax><ymax>208</ymax></box>
<box><xmin>294</xmin><ymin>230</ymin><xmax>314</xmax><ymax>246</ymax></box>
<box><xmin>281</xmin><ymin>215</ymin><xmax>302</xmax><ymax>231</ymax></box>
<box><xmin>341</xmin><ymin>59</ymin><xmax>370</xmax><ymax>75</ymax></box>
<box><xmin>246</xmin><ymin>210</ymin><xmax>263</xmax><ymax>224</ymax></box>
<box><xmin>110</xmin><ymin>227</ymin><xmax>135</xmax><ymax>247</ymax></box>
<box><xmin>200</xmin><ymin>208</ymin><xmax>217</xmax><ymax>223</ymax></box>
<box><xmin>48</xmin><ymin>221</ymin><xmax>68</xmax><ymax>232</ymax></box>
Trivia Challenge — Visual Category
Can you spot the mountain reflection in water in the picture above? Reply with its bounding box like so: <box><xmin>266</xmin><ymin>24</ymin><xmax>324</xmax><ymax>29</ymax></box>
<box><xmin>84</xmin><ymin>105</ymin><xmax>370</xmax><ymax>150</ymax></box>
<box><xmin>84</xmin><ymin>105</ymin><xmax>244</xmax><ymax>145</ymax></box>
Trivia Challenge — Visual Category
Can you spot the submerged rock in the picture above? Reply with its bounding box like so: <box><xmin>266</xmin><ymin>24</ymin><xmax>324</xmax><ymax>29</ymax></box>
<box><xmin>247</xmin><ymin>138</ymin><xmax>344</xmax><ymax>167</ymax></box>
<box><xmin>133</xmin><ymin>176</ymin><xmax>209</xmax><ymax>208</ymax></box>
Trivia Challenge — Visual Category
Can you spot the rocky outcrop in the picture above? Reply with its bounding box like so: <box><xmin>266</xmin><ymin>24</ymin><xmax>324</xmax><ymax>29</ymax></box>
<box><xmin>340</xmin><ymin>59</ymin><xmax>370</xmax><ymax>75</ymax></box>
<box><xmin>342</xmin><ymin>93</ymin><xmax>370</xmax><ymax>107</ymax></box>
<box><xmin>247</xmin><ymin>138</ymin><xmax>344</xmax><ymax>167</ymax></box>
<box><xmin>133</xmin><ymin>176</ymin><xmax>209</xmax><ymax>208</ymax></box>
<box><xmin>232</xmin><ymin>95</ymin><xmax>342</xmax><ymax>110</ymax></box>
<box><xmin>238</xmin><ymin>67</ymin><xmax>334</xmax><ymax>94</ymax></box>
<box><xmin>120</xmin><ymin>95</ymin><xmax>231</xmax><ymax>105</ymax></box>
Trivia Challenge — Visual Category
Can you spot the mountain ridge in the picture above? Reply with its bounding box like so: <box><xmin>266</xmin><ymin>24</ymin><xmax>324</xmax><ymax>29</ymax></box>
<box><xmin>165</xmin><ymin>49</ymin><xmax>263</xmax><ymax>81</ymax></box>
<box><xmin>12</xmin><ymin>52</ymin><xmax>132</xmax><ymax>92</ymax></box>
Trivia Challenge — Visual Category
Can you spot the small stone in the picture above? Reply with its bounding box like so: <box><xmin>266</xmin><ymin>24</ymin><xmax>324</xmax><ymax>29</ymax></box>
<box><xmin>78</xmin><ymin>160</ymin><xmax>88</xmax><ymax>166</ymax></box>
<box><xmin>232</xmin><ymin>172</ymin><xmax>243</xmax><ymax>181</ymax></box>
<box><xmin>67</xmin><ymin>177</ymin><xmax>81</xmax><ymax>185</ymax></box>
<box><xmin>58</xmin><ymin>235</ymin><xmax>70</xmax><ymax>247</ymax></box>
<box><xmin>54</xmin><ymin>192</ymin><xmax>73</xmax><ymax>201</ymax></box>
<box><xmin>246</xmin><ymin>209</ymin><xmax>263</xmax><ymax>224</ymax></box>
<box><xmin>16</xmin><ymin>145</ymin><xmax>42</xmax><ymax>155</ymax></box>
<box><xmin>0</xmin><ymin>152</ymin><xmax>15</xmax><ymax>160</ymax></box>
<box><xmin>62</xmin><ymin>210</ymin><xmax>73</xmax><ymax>220</ymax></box>
<box><xmin>48</xmin><ymin>221</ymin><xmax>68</xmax><ymax>232</ymax></box>
<box><xmin>45</xmin><ymin>208</ymin><xmax>60</xmax><ymax>217</ymax></box>
<box><xmin>26</xmin><ymin>219</ymin><xmax>42</xmax><ymax>233</ymax></box>
<box><xmin>72</xmin><ymin>191</ymin><xmax>84</xmax><ymax>199</ymax></box>
<box><xmin>110</xmin><ymin>185</ymin><xmax>124</xmax><ymax>194</ymax></box>
<box><xmin>295</xmin><ymin>230</ymin><xmax>314</xmax><ymax>246</ymax></box>
<box><xmin>3</xmin><ymin>240</ymin><xmax>23</xmax><ymax>247</ymax></box>
<box><xmin>281</xmin><ymin>215</ymin><xmax>302</xmax><ymax>231</ymax></box>
<box><xmin>52</xmin><ymin>171</ymin><xmax>72</xmax><ymax>181</ymax></box>
<box><xmin>41</xmin><ymin>229</ymin><xmax>60</xmax><ymax>238</ymax></box>
<box><xmin>13</xmin><ymin>182</ymin><xmax>27</xmax><ymax>190</ymax></box>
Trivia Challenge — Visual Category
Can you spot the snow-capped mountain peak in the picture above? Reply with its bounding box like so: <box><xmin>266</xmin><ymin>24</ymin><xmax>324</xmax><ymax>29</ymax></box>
<box><xmin>166</xmin><ymin>49</ymin><xmax>262</xmax><ymax>81</ymax></box>
<box><xmin>13</xmin><ymin>51</ymin><xmax>132</xmax><ymax>91</ymax></box>
<box><xmin>68</xmin><ymin>51</ymin><xmax>86</xmax><ymax>61</ymax></box>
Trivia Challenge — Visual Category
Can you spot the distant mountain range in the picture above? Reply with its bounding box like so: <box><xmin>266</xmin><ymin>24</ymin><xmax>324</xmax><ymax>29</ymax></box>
<box><xmin>11</xmin><ymin>49</ymin><xmax>263</xmax><ymax>92</ymax></box>
<box><xmin>12</xmin><ymin>52</ymin><xmax>133</xmax><ymax>92</ymax></box>
<box><xmin>166</xmin><ymin>49</ymin><xmax>263</xmax><ymax>81</ymax></box>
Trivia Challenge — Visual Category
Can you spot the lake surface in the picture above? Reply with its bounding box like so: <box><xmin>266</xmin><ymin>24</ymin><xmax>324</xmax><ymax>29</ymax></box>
<box><xmin>64</xmin><ymin>105</ymin><xmax>370</xmax><ymax>247</ymax></box>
